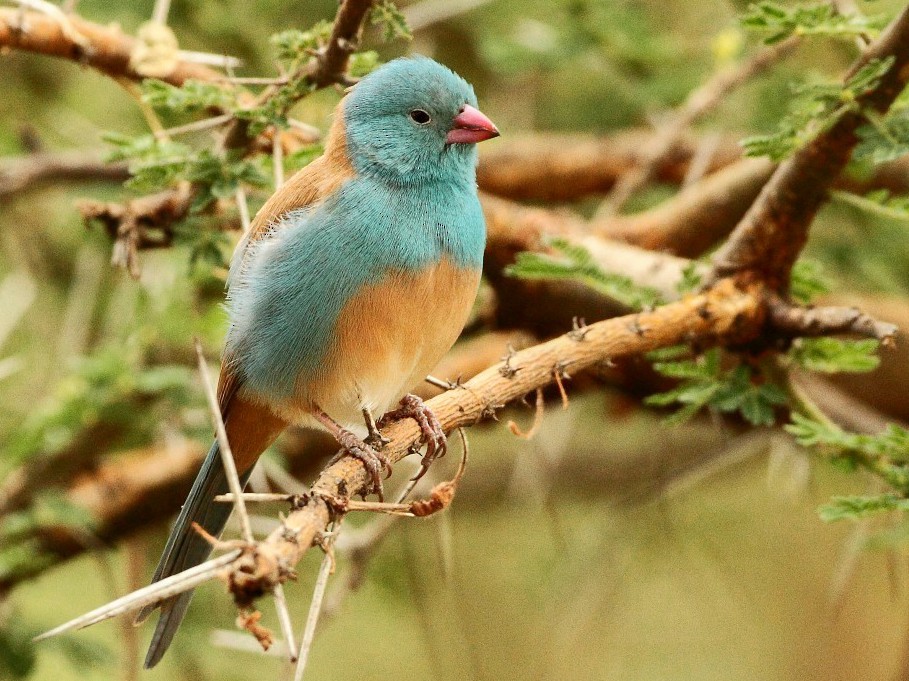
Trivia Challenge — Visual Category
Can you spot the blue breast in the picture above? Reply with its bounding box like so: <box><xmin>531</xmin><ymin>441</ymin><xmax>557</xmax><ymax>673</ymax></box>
<box><xmin>225</xmin><ymin>176</ymin><xmax>485</xmax><ymax>400</ymax></box>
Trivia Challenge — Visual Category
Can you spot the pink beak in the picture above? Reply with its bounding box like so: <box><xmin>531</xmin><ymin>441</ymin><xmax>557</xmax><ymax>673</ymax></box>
<box><xmin>446</xmin><ymin>104</ymin><xmax>500</xmax><ymax>144</ymax></box>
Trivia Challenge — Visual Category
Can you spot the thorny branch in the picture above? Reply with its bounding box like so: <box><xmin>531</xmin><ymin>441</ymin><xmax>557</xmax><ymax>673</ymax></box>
<box><xmin>712</xmin><ymin>5</ymin><xmax>909</xmax><ymax>288</ymax></box>
<box><xmin>0</xmin><ymin>8</ymin><xmax>225</xmax><ymax>86</ymax></box>
<box><xmin>6</xmin><ymin>0</ymin><xmax>909</xmax><ymax>668</ymax></box>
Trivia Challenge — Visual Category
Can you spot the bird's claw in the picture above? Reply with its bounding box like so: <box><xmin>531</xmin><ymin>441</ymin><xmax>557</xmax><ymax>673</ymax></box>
<box><xmin>378</xmin><ymin>394</ymin><xmax>447</xmax><ymax>482</ymax></box>
<box><xmin>329</xmin><ymin>429</ymin><xmax>392</xmax><ymax>501</ymax></box>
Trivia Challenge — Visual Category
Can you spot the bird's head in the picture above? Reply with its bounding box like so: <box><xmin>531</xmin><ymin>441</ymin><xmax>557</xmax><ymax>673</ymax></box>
<box><xmin>342</xmin><ymin>56</ymin><xmax>499</xmax><ymax>185</ymax></box>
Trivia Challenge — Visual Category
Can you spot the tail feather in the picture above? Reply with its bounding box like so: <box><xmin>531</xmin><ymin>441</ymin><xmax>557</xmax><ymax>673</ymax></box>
<box><xmin>140</xmin><ymin>440</ymin><xmax>252</xmax><ymax>669</ymax></box>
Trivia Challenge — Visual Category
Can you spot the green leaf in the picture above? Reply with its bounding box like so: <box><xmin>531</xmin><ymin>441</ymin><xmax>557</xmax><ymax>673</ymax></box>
<box><xmin>830</xmin><ymin>188</ymin><xmax>909</xmax><ymax>223</ymax></box>
<box><xmin>743</xmin><ymin>58</ymin><xmax>895</xmax><ymax>161</ymax></box>
<box><xmin>506</xmin><ymin>239</ymin><xmax>664</xmax><ymax>310</ymax></box>
<box><xmin>648</xmin><ymin>351</ymin><xmax>787</xmax><ymax>426</ymax></box>
<box><xmin>141</xmin><ymin>79</ymin><xmax>236</xmax><ymax>114</ymax></box>
<box><xmin>789</xmin><ymin>258</ymin><xmax>830</xmax><ymax>303</ymax></box>
<box><xmin>370</xmin><ymin>0</ymin><xmax>412</xmax><ymax>42</ymax></box>
<box><xmin>818</xmin><ymin>493</ymin><xmax>909</xmax><ymax>522</ymax></box>
<box><xmin>786</xmin><ymin>413</ymin><xmax>909</xmax><ymax>462</ymax></box>
<box><xmin>855</xmin><ymin>108</ymin><xmax>909</xmax><ymax>164</ymax></box>
<box><xmin>741</xmin><ymin>2</ymin><xmax>886</xmax><ymax>44</ymax></box>
<box><xmin>271</xmin><ymin>22</ymin><xmax>332</xmax><ymax>64</ymax></box>
<box><xmin>789</xmin><ymin>337</ymin><xmax>880</xmax><ymax>373</ymax></box>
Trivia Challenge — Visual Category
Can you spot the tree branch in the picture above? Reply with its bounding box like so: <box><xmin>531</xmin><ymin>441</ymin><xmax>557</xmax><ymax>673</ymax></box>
<box><xmin>711</xmin><ymin>5</ymin><xmax>909</xmax><ymax>288</ymax></box>
<box><xmin>0</xmin><ymin>8</ymin><xmax>224</xmax><ymax>86</ymax></box>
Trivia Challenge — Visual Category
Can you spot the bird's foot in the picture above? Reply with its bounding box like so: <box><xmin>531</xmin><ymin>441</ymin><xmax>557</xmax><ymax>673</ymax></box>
<box><xmin>378</xmin><ymin>394</ymin><xmax>447</xmax><ymax>482</ymax></box>
<box><xmin>327</xmin><ymin>429</ymin><xmax>392</xmax><ymax>501</ymax></box>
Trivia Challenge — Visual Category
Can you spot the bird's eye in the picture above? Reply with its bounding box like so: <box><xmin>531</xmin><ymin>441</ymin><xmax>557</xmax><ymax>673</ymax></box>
<box><xmin>409</xmin><ymin>109</ymin><xmax>431</xmax><ymax>125</ymax></box>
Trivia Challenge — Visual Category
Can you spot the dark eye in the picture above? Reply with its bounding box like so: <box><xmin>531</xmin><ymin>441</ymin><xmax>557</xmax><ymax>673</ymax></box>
<box><xmin>409</xmin><ymin>109</ymin><xmax>431</xmax><ymax>125</ymax></box>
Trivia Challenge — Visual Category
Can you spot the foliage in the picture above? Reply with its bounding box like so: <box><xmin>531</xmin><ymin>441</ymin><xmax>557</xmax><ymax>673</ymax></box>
<box><xmin>787</xmin><ymin>337</ymin><xmax>880</xmax><ymax>373</ymax></box>
<box><xmin>645</xmin><ymin>349</ymin><xmax>788</xmax><ymax>426</ymax></box>
<box><xmin>741</xmin><ymin>2</ymin><xmax>886</xmax><ymax>44</ymax></box>
<box><xmin>370</xmin><ymin>0</ymin><xmax>413</xmax><ymax>42</ymax></box>
<box><xmin>830</xmin><ymin>188</ymin><xmax>909</xmax><ymax>223</ymax></box>
<box><xmin>854</xmin><ymin>107</ymin><xmax>909</xmax><ymax>164</ymax></box>
<box><xmin>789</xmin><ymin>258</ymin><xmax>830</xmax><ymax>303</ymax></box>
<box><xmin>742</xmin><ymin>57</ymin><xmax>895</xmax><ymax>160</ymax></box>
<box><xmin>817</xmin><ymin>493</ymin><xmax>909</xmax><ymax>522</ymax></box>
<box><xmin>505</xmin><ymin>238</ymin><xmax>664</xmax><ymax>310</ymax></box>
<box><xmin>786</xmin><ymin>414</ymin><xmax>909</xmax><ymax>491</ymax></box>
<box><xmin>3</xmin><ymin>343</ymin><xmax>197</xmax><ymax>468</ymax></box>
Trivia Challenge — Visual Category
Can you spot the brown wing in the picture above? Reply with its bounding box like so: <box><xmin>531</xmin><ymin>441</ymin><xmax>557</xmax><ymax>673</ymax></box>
<box><xmin>216</xmin><ymin>113</ymin><xmax>356</xmax><ymax>416</ymax></box>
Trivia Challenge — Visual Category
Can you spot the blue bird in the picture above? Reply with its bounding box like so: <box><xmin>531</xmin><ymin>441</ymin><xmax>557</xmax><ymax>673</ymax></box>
<box><xmin>139</xmin><ymin>56</ymin><xmax>499</xmax><ymax>667</ymax></box>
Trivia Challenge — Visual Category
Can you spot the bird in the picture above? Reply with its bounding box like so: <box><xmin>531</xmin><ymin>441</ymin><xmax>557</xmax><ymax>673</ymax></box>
<box><xmin>138</xmin><ymin>55</ymin><xmax>499</xmax><ymax>668</ymax></box>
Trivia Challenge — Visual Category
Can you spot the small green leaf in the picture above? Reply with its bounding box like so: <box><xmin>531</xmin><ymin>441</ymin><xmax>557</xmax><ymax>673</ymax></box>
<box><xmin>370</xmin><ymin>0</ymin><xmax>413</xmax><ymax>42</ymax></box>
<box><xmin>789</xmin><ymin>337</ymin><xmax>880</xmax><ymax>373</ymax></box>
<box><xmin>741</xmin><ymin>2</ymin><xmax>886</xmax><ymax>44</ymax></box>
<box><xmin>506</xmin><ymin>239</ymin><xmax>664</xmax><ymax>311</ymax></box>
<box><xmin>818</xmin><ymin>493</ymin><xmax>909</xmax><ymax>522</ymax></box>
<box><xmin>789</xmin><ymin>258</ymin><xmax>830</xmax><ymax>303</ymax></box>
<box><xmin>141</xmin><ymin>79</ymin><xmax>236</xmax><ymax>114</ymax></box>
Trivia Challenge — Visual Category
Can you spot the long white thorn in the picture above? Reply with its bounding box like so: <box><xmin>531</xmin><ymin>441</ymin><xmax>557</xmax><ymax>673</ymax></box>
<box><xmin>34</xmin><ymin>549</ymin><xmax>242</xmax><ymax>642</ymax></box>
<box><xmin>195</xmin><ymin>339</ymin><xmax>254</xmax><ymax>544</ymax></box>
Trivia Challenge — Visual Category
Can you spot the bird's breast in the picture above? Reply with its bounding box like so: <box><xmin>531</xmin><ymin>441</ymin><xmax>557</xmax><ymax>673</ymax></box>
<box><xmin>294</xmin><ymin>258</ymin><xmax>481</xmax><ymax>429</ymax></box>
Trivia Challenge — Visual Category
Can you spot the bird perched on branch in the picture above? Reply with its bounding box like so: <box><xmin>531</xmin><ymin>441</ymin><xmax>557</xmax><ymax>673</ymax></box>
<box><xmin>138</xmin><ymin>56</ymin><xmax>498</xmax><ymax>667</ymax></box>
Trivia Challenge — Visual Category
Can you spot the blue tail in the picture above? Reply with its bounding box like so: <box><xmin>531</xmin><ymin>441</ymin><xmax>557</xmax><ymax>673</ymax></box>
<box><xmin>139</xmin><ymin>440</ymin><xmax>251</xmax><ymax>668</ymax></box>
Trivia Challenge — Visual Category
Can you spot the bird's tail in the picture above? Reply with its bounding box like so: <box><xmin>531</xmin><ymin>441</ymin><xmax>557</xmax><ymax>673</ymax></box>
<box><xmin>137</xmin><ymin>439</ymin><xmax>251</xmax><ymax>669</ymax></box>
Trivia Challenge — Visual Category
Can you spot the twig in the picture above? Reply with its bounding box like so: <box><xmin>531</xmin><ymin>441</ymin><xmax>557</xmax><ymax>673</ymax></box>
<box><xmin>33</xmin><ymin>549</ymin><xmax>243</xmax><ymax>641</ymax></box>
<box><xmin>162</xmin><ymin>113</ymin><xmax>234</xmax><ymax>137</ymax></box>
<box><xmin>507</xmin><ymin>388</ymin><xmax>545</xmax><ymax>439</ymax></box>
<box><xmin>150</xmin><ymin>0</ymin><xmax>170</xmax><ymax>25</ymax></box>
<box><xmin>599</xmin><ymin>37</ymin><xmax>798</xmax><ymax>216</ymax></box>
<box><xmin>235</xmin><ymin>186</ymin><xmax>251</xmax><ymax>234</ymax></box>
<box><xmin>272</xmin><ymin>128</ymin><xmax>285</xmax><ymax>189</ymax></box>
<box><xmin>768</xmin><ymin>297</ymin><xmax>899</xmax><ymax>344</ymax></box>
<box><xmin>403</xmin><ymin>0</ymin><xmax>494</xmax><ymax>31</ymax></box>
<box><xmin>272</xmin><ymin>583</ymin><xmax>297</xmax><ymax>662</ymax></box>
<box><xmin>293</xmin><ymin>536</ymin><xmax>335</xmax><ymax>681</ymax></box>
<box><xmin>194</xmin><ymin>338</ymin><xmax>254</xmax><ymax>544</ymax></box>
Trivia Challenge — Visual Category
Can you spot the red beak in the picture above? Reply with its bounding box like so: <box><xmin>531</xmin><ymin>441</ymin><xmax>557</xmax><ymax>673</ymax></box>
<box><xmin>446</xmin><ymin>104</ymin><xmax>500</xmax><ymax>144</ymax></box>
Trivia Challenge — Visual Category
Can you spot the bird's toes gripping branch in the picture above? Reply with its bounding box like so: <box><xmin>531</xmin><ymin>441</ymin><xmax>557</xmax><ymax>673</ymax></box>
<box><xmin>328</xmin><ymin>429</ymin><xmax>392</xmax><ymax>500</ymax></box>
<box><xmin>378</xmin><ymin>393</ymin><xmax>447</xmax><ymax>482</ymax></box>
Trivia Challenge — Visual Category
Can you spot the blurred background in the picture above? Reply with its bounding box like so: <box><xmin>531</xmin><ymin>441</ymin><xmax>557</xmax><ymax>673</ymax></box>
<box><xmin>2</xmin><ymin>0</ymin><xmax>909</xmax><ymax>679</ymax></box>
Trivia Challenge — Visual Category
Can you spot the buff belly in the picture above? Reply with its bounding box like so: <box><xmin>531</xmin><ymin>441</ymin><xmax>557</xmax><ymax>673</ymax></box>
<box><xmin>265</xmin><ymin>258</ymin><xmax>480</xmax><ymax>433</ymax></box>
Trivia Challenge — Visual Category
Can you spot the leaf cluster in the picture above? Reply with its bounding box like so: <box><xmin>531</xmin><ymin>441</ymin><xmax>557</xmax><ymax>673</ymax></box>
<box><xmin>505</xmin><ymin>238</ymin><xmax>664</xmax><ymax>310</ymax></box>
<box><xmin>742</xmin><ymin>2</ymin><xmax>885</xmax><ymax>44</ymax></box>
<box><xmin>787</xmin><ymin>337</ymin><xmax>880</xmax><ymax>373</ymax></box>
<box><xmin>3</xmin><ymin>344</ymin><xmax>197</xmax><ymax>468</ymax></box>
<box><xmin>742</xmin><ymin>57</ymin><xmax>895</xmax><ymax>160</ymax></box>
<box><xmin>645</xmin><ymin>349</ymin><xmax>788</xmax><ymax>426</ymax></box>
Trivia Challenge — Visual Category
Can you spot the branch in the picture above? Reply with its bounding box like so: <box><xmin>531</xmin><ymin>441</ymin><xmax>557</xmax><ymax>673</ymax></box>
<box><xmin>223</xmin><ymin>280</ymin><xmax>763</xmax><ymax>606</ymax></box>
<box><xmin>711</xmin><ymin>5</ymin><xmax>909</xmax><ymax>288</ymax></box>
<box><xmin>601</xmin><ymin>37</ymin><xmax>798</xmax><ymax>215</ymax></box>
<box><xmin>768</xmin><ymin>297</ymin><xmax>899</xmax><ymax>343</ymax></box>
<box><xmin>476</xmin><ymin>131</ymin><xmax>741</xmax><ymax>202</ymax></box>
<box><xmin>0</xmin><ymin>151</ymin><xmax>128</xmax><ymax>199</ymax></box>
<box><xmin>0</xmin><ymin>8</ymin><xmax>224</xmax><ymax>86</ymax></box>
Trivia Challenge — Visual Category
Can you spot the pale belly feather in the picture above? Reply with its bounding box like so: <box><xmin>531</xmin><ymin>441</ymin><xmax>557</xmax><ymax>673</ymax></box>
<box><xmin>268</xmin><ymin>258</ymin><xmax>480</xmax><ymax>433</ymax></box>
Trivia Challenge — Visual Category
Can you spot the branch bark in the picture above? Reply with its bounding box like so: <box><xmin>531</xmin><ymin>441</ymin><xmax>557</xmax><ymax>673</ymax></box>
<box><xmin>0</xmin><ymin>8</ymin><xmax>223</xmax><ymax>86</ymax></box>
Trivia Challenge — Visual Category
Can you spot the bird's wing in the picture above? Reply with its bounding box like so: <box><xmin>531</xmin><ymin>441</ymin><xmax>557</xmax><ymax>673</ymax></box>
<box><xmin>217</xmin><ymin>119</ymin><xmax>356</xmax><ymax>415</ymax></box>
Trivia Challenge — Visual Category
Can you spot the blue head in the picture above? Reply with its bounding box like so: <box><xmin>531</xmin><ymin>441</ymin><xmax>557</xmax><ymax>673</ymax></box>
<box><xmin>343</xmin><ymin>56</ymin><xmax>499</xmax><ymax>185</ymax></box>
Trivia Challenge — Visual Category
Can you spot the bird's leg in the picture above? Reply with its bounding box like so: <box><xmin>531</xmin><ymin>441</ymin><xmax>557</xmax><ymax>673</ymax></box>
<box><xmin>361</xmin><ymin>407</ymin><xmax>390</xmax><ymax>449</ymax></box>
<box><xmin>311</xmin><ymin>407</ymin><xmax>391</xmax><ymax>501</ymax></box>
<box><xmin>377</xmin><ymin>394</ymin><xmax>447</xmax><ymax>482</ymax></box>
